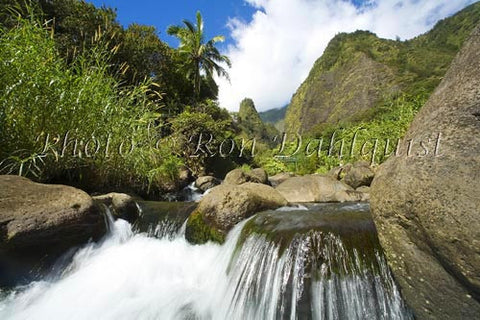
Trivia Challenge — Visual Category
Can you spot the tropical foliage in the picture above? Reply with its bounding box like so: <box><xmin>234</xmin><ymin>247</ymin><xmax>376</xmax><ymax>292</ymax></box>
<box><xmin>0</xmin><ymin>17</ymin><xmax>181</xmax><ymax>196</ymax></box>
<box><xmin>0</xmin><ymin>2</ymin><xmax>235</xmax><ymax>197</ymax></box>
<box><xmin>0</xmin><ymin>0</ymin><xmax>478</xmax><ymax>198</ymax></box>
<box><xmin>167</xmin><ymin>11</ymin><xmax>231</xmax><ymax>99</ymax></box>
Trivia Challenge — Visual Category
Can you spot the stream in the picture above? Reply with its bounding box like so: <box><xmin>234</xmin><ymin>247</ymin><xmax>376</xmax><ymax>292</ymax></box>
<box><xmin>0</xmin><ymin>202</ymin><xmax>412</xmax><ymax>320</ymax></box>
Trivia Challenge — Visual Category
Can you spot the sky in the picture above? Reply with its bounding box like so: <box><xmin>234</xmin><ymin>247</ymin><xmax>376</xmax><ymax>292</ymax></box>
<box><xmin>88</xmin><ymin>0</ymin><xmax>477</xmax><ymax>112</ymax></box>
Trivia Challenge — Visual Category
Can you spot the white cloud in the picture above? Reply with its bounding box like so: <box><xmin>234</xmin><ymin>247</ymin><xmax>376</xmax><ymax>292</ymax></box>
<box><xmin>218</xmin><ymin>0</ymin><xmax>476</xmax><ymax>111</ymax></box>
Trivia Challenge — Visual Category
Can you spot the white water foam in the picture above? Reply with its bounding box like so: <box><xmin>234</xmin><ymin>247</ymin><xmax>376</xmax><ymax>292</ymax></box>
<box><xmin>276</xmin><ymin>204</ymin><xmax>309</xmax><ymax>211</ymax></box>
<box><xmin>0</xmin><ymin>210</ymin><xmax>411</xmax><ymax>320</ymax></box>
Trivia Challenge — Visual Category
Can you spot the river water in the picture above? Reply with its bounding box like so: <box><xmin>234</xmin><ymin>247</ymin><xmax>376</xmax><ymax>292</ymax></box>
<box><xmin>0</xmin><ymin>203</ymin><xmax>412</xmax><ymax>320</ymax></box>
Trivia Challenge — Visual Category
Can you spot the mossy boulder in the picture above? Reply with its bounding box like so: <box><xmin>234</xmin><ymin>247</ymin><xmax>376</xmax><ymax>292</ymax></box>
<box><xmin>185</xmin><ymin>183</ymin><xmax>287</xmax><ymax>244</ymax></box>
<box><xmin>371</xmin><ymin>25</ymin><xmax>480</xmax><ymax>319</ymax></box>
<box><xmin>185</xmin><ymin>211</ymin><xmax>226</xmax><ymax>244</ymax></box>
<box><xmin>238</xmin><ymin>203</ymin><xmax>381</xmax><ymax>275</ymax></box>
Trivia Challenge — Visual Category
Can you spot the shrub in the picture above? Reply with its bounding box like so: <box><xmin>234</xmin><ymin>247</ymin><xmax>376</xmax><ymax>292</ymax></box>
<box><xmin>0</xmin><ymin>18</ymin><xmax>182</xmax><ymax>195</ymax></box>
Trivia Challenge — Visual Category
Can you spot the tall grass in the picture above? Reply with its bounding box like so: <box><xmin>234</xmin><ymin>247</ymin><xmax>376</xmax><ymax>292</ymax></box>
<box><xmin>0</xmin><ymin>17</ymin><xmax>182</xmax><ymax>195</ymax></box>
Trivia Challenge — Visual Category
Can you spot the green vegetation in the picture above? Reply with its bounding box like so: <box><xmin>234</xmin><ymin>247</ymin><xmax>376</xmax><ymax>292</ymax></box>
<box><xmin>236</xmin><ymin>98</ymin><xmax>278</xmax><ymax>145</ymax></box>
<box><xmin>0</xmin><ymin>2</ymin><xmax>238</xmax><ymax>197</ymax></box>
<box><xmin>285</xmin><ymin>2</ymin><xmax>480</xmax><ymax>134</ymax></box>
<box><xmin>259</xmin><ymin>105</ymin><xmax>287</xmax><ymax>124</ymax></box>
<box><xmin>0</xmin><ymin>17</ymin><xmax>180</xmax><ymax>196</ymax></box>
<box><xmin>258</xmin><ymin>105</ymin><xmax>287</xmax><ymax>131</ymax></box>
<box><xmin>185</xmin><ymin>211</ymin><xmax>225</xmax><ymax>244</ymax></box>
<box><xmin>0</xmin><ymin>0</ymin><xmax>477</xmax><ymax>196</ymax></box>
<box><xmin>255</xmin><ymin>92</ymin><xmax>428</xmax><ymax>176</ymax></box>
<box><xmin>167</xmin><ymin>11</ymin><xmax>231</xmax><ymax>100</ymax></box>
<box><xmin>169</xmin><ymin>100</ymin><xmax>235</xmax><ymax>175</ymax></box>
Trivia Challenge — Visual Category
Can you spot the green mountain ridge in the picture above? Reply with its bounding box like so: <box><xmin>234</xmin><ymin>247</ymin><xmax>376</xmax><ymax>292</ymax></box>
<box><xmin>285</xmin><ymin>1</ymin><xmax>480</xmax><ymax>134</ymax></box>
<box><xmin>236</xmin><ymin>98</ymin><xmax>278</xmax><ymax>144</ymax></box>
<box><xmin>259</xmin><ymin>105</ymin><xmax>287</xmax><ymax>132</ymax></box>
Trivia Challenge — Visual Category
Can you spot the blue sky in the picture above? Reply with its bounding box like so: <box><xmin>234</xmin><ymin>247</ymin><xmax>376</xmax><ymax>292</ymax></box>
<box><xmin>88</xmin><ymin>0</ymin><xmax>257</xmax><ymax>49</ymax></box>
<box><xmin>88</xmin><ymin>0</ymin><xmax>476</xmax><ymax>111</ymax></box>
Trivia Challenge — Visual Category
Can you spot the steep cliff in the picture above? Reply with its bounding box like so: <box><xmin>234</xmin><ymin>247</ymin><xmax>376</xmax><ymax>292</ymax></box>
<box><xmin>285</xmin><ymin>2</ymin><xmax>480</xmax><ymax>134</ymax></box>
<box><xmin>237</xmin><ymin>98</ymin><xmax>278</xmax><ymax>143</ymax></box>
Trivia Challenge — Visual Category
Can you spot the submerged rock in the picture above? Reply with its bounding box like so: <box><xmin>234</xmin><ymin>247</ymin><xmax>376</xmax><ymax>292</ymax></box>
<box><xmin>0</xmin><ymin>175</ymin><xmax>105</xmax><ymax>253</ymax></box>
<box><xmin>371</xmin><ymin>25</ymin><xmax>480</xmax><ymax>319</ymax></box>
<box><xmin>134</xmin><ymin>201</ymin><xmax>197</xmax><ymax>238</ymax></box>
<box><xmin>185</xmin><ymin>183</ymin><xmax>287</xmax><ymax>244</ymax></box>
<box><xmin>275</xmin><ymin>175</ymin><xmax>368</xmax><ymax>203</ymax></box>
<box><xmin>230</xmin><ymin>203</ymin><xmax>412</xmax><ymax>319</ymax></box>
<box><xmin>240</xmin><ymin>203</ymin><xmax>377</xmax><ymax>259</ymax></box>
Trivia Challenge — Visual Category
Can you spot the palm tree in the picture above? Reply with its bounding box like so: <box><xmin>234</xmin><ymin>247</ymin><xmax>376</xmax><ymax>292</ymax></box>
<box><xmin>167</xmin><ymin>11</ymin><xmax>231</xmax><ymax>99</ymax></box>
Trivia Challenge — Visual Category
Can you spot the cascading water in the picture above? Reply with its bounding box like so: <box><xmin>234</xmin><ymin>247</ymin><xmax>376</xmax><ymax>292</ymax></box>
<box><xmin>0</xmin><ymin>203</ymin><xmax>412</xmax><ymax>320</ymax></box>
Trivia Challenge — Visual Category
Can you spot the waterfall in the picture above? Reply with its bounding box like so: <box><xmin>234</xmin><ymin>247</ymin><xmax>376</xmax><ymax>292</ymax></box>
<box><xmin>0</xmin><ymin>204</ymin><xmax>412</xmax><ymax>320</ymax></box>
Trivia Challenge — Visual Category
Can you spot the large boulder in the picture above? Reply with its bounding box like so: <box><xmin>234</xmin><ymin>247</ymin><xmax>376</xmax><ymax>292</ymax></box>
<box><xmin>224</xmin><ymin>167</ymin><xmax>269</xmax><ymax>185</ymax></box>
<box><xmin>185</xmin><ymin>183</ymin><xmax>287</xmax><ymax>244</ymax></box>
<box><xmin>92</xmin><ymin>192</ymin><xmax>140</xmax><ymax>223</ymax></box>
<box><xmin>275</xmin><ymin>175</ymin><xmax>368</xmax><ymax>203</ymax></box>
<box><xmin>194</xmin><ymin>176</ymin><xmax>221</xmax><ymax>192</ymax></box>
<box><xmin>249</xmin><ymin>168</ymin><xmax>269</xmax><ymax>184</ymax></box>
<box><xmin>0</xmin><ymin>175</ymin><xmax>105</xmax><ymax>253</ymax></box>
<box><xmin>268</xmin><ymin>172</ymin><xmax>294</xmax><ymax>187</ymax></box>
<box><xmin>328</xmin><ymin>165</ymin><xmax>347</xmax><ymax>180</ymax></box>
<box><xmin>370</xmin><ymin>26</ymin><xmax>480</xmax><ymax>319</ymax></box>
<box><xmin>342</xmin><ymin>161</ymin><xmax>375</xmax><ymax>189</ymax></box>
<box><xmin>223</xmin><ymin>168</ymin><xmax>249</xmax><ymax>185</ymax></box>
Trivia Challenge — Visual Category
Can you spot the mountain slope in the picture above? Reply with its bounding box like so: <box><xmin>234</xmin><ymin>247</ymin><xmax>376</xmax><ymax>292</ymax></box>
<box><xmin>259</xmin><ymin>105</ymin><xmax>288</xmax><ymax>132</ymax></box>
<box><xmin>237</xmin><ymin>98</ymin><xmax>278</xmax><ymax>143</ymax></box>
<box><xmin>285</xmin><ymin>2</ymin><xmax>480</xmax><ymax>134</ymax></box>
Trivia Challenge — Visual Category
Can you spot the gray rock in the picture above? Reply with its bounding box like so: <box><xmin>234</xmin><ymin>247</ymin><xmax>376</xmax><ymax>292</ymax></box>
<box><xmin>249</xmin><ymin>168</ymin><xmax>269</xmax><ymax>184</ymax></box>
<box><xmin>328</xmin><ymin>166</ymin><xmax>344</xmax><ymax>180</ymax></box>
<box><xmin>269</xmin><ymin>172</ymin><xmax>294</xmax><ymax>187</ymax></box>
<box><xmin>356</xmin><ymin>186</ymin><xmax>371</xmax><ymax>193</ymax></box>
<box><xmin>342</xmin><ymin>161</ymin><xmax>375</xmax><ymax>189</ymax></box>
<box><xmin>275</xmin><ymin>175</ymin><xmax>357</xmax><ymax>203</ymax></box>
<box><xmin>185</xmin><ymin>183</ymin><xmax>287</xmax><ymax>244</ymax></box>
<box><xmin>0</xmin><ymin>175</ymin><xmax>105</xmax><ymax>253</ymax></box>
<box><xmin>92</xmin><ymin>192</ymin><xmax>140</xmax><ymax>223</ymax></box>
<box><xmin>334</xmin><ymin>190</ymin><xmax>370</xmax><ymax>202</ymax></box>
<box><xmin>194</xmin><ymin>176</ymin><xmax>221</xmax><ymax>192</ymax></box>
<box><xmin>224</xmin><ymin>167</ymin><xmax>269</xmax><ymax>185</ymax></box>
<box><xmin>370</xmin><ymin>25</ymin><xmax>480</xmax><ymax>319</ymax></box>
<box><xmin>223</xmin><ymin>168</ymin><xmax>249</xmax><ymax>185</ymax></box>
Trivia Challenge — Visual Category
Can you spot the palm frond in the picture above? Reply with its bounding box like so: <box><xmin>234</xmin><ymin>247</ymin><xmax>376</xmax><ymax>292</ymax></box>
<box><xmin>167</xmin><ymin>10</ymin><xmax>231</xmax><ymax>98</ymax></box>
